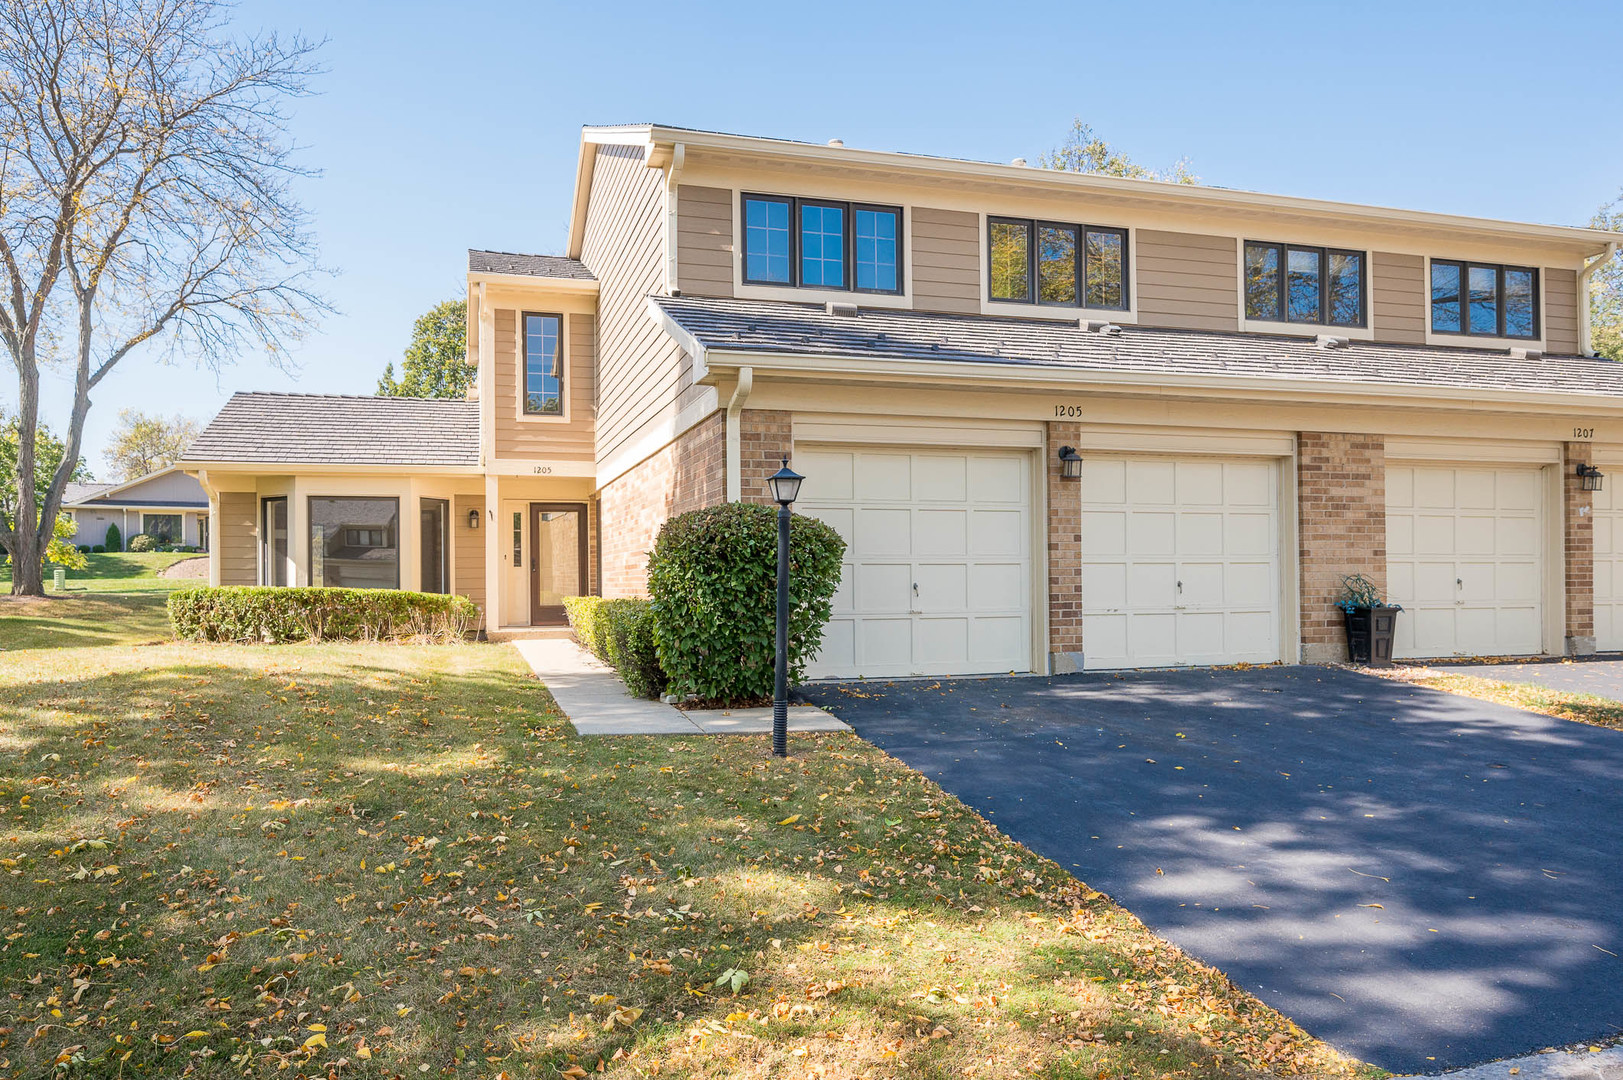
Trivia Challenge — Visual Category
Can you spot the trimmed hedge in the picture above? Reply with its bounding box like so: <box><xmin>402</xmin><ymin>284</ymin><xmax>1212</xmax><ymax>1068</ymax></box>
<box><xmin>168</xmin><ymin>586</ymin><xmax>479</xmax><ymax>644</ymax></box>
<box><xmin>563</xmin><ymin>596</ymin><xmax>666</xmax><ymax>700</ymax></box>
<box><xmin>648</xmin><ymin>502</ymin><xmax>845</xmax><ymax>703</ymax></box>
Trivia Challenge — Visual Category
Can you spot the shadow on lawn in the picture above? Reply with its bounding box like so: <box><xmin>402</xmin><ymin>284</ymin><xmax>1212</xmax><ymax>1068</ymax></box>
<box><xmin>800</xmin><ymin>666</ymin><xmax>1623</xmax><ymax>1073</ymax></box>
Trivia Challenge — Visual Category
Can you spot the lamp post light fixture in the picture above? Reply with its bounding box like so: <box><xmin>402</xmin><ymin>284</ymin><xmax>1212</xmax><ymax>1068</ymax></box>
<box><xmin>767</xmin><ymin>457</ymin><xmax>805</xmax><ymax>757</ymax></box>
<box><xmin>1057</xmin><ymin>445</ymin><xmax>1083</xmax><ymax>480</ymax></box>
<box><xmin>1578</xmin><ymin>463</ymin><xmax>1606</xmax><ymax>492</ymax></box>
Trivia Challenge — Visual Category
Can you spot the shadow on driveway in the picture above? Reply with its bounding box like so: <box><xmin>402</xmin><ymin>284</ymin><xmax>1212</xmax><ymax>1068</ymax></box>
<box><xmin>798</xmin><ymin>665</ymin><xmax>1623</xmax><ymax>1073</ymax></box>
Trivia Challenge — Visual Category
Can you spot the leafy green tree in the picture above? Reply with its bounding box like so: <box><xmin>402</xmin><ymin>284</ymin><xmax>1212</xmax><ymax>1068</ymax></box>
<box><xmin>105</xmin><ymin>409</ymin><xmax>201</xmax><ymax>480</ymax></box>
<box><xmin>0</xmin><ymin>413</ymin><xmax>91</xmax><ymax>575</ymax></box>
<box><xmin>377</xmin><ymin>300</ymin><xmax>472</xmax><ymax>398</ymax></box>
<box><xmin>1589</xmin><ymin>198</ymin><xmax>1623</xmax><ymax>361</ymax></box>
<box><xmin>1040</xmin><ymin>119</ymin><xmax>1199</xmax><ymax>184</ymax></box>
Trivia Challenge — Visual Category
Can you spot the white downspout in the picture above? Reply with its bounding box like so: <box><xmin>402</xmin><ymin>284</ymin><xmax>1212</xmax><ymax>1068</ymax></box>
<box><xmin>725</xmin><ymin>367</ymin><xmax>754</xmax><ymax>502</ymax></box>
<box><xmin>195</xmin><ymin>469</ymin><xmax>221</xmax><ymax>587</ymax></box>
<box><xmin>1580</xmin><ymin>241</ymin><xmax>1617</xmax><ymax>357</ymax></box>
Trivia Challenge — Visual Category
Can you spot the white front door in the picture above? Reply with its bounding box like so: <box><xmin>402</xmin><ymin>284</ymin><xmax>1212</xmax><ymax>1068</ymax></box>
<box><xmin>1080</xmin><ymin>456</ymin><xmax>1281</xmax><ymax>669</ymax></box>
<box><xmin>1386</xmin><ymin>465</ymin><xmax>1544</xmax><ymax>658</ymax></box>
<box><xmin>1592</xmin><ymin>478</ymin><xmax>1623</xmax><ymax>652</ymax></box>
<box><xmin>501</xmin><ymin>500</ymin><xmax>529</xmax><ymax>627</ymax></box>
<box><xmin>798</xmin><ymin>447</ymin><xmax>1033</xmax><ymax>679</ymax></box>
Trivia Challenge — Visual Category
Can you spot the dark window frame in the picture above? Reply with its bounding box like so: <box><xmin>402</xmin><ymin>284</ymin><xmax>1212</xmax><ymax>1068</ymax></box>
<box><xmin>307</xmin><ymin>495</ymin><xmax>401</xmax><ymax>591</ymax></box>
<box><xmin>420</xmin><ymin>497</ymin><xmax>449</xmax><ymax>595</ymax></box>
<box><xmin>739</xmin><ymin>192</ymin><xmax>904</xmax><ymax>296</ymax></box>
<box><xmin>260</xmin><ymin>496</ymin><xmax>288</xmax><ymax>588</ymax></box>
<box><xmin>1429</xmin><ymin>259</ymin><xmax>1540</xmax><ymax>340</ymax></box>
<box><xmin>1243</xmin><ymin>241</ymin><xmax>1367</xmax><ymax>328</ymax></box>
<box><xmin>520</xmin><ymin>311</ymin><xmax>565</xmax><ymax>417</ymax></box>
<box><xmin>987</xmin><ymin>216</ymin><xmax>1130</xmax><ymax>311</ymax></box>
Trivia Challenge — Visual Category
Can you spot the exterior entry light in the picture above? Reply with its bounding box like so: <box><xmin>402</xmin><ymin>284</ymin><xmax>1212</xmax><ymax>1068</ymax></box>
<box><xmin>1578</xmin><ymin>463</ymin><xmax>1605</xmax><ymax>492</ymax></box>
<box><xmin>468</xmin><ymin>508</ymin><xmax>481</xmax><ymax>530</ymax></box>
<box><xmin>767</xmin><ymin>458</ymin><xmax>804</xmax><ymax>506</ymax></box>
<box><xmin>1057</xmin><ymin>445</ymin><xmax>1083</xmax><ymax>480</ymax></box>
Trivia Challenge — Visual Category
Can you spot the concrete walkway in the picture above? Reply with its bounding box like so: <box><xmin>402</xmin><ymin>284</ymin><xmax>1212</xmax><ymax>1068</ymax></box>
<box><xmin>1427</xmin><ymin>1046</ymin><xmax>1623</xmax><ymax>1080</ymax></box>
<box><xmin>512</xmin><ymin>638</ymin><xmax>848</xmax><ymax>736</ymax></box>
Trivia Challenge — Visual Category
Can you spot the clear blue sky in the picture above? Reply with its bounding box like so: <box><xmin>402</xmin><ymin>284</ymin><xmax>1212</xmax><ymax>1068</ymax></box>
<box><xmin>23</xmin><ymin>0</ymin><xmax>1623</xmax><ymax>475</ymax></box>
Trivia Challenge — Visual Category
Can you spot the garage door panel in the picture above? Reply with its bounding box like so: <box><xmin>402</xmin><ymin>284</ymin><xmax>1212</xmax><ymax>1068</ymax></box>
<box><xmin>1175</xmin><ymin>461</ymin><xmax>1225</xmax><ymax>505</ymax></box>
<box><xmin>857</xmin><ymin>562</ymin><xmax>912</xmax><ymax>612</ymax></box>
<box><xmin>1175</xmin><ymin>611</ymin><xmax>1227</xmax><ymax>661</ymax></box>
<box><xmin>857</xmin><ymin>508</ymin><xmax>912</xmax><ymax>555</ymax></box>
<box><xmin>1083</xmin><ymin>614</ymin><xmax>1129</xmax><ymax>664</ymax></box>
<box><xmin>1225</xmin><ymin>462</ymin><xmax>1275</xmax><ymax>506</ymax></box>
<box><xmin>1225</xmin><ymin>512</ymin><xmax>1273</xmax><ymax>555</ymax></box>
<box><xmin>806</xmin><ymin>505</ymin><xmax>854</xmax><ymax>545</ymax></box>
<box><xmin>916</xmin><ymin>618</ymin><xmax>968</xmax><ymax>667</ymax></box>
<box><xmin>1415</xmin><ymin>515</ymin><xmax>1455</xmax><ymax>555</ymax></box>
<box><xmin>1126</xmin><ymin>562</ymin><xmax>1176</xmax><ymax>608</ymax></box>
<box><xmin>969</xmin><ymin>509</ymin><xmax>1024</xmax><ymax>555</ymax></box>
<box><xmin>1388</xmin><ymin>515</ymin><xmax>1414</xmax><ymax>556</ymax></box>
<box><xmin>1180</xmin><ymin>562</ymin><xmax>1224</xmax><ymax>607</ymax></box>
<box><xmin>1129</xmin><ymin>460</ymin><xmax>1176</xmax><ymax>503</ymax></box>
<box><xmin>798</xmin><ymin>450</ymin><xmax>854</xmax><ymax>500</ymax></box>
<box><xmin>914</xmin><ymin>455</ymin><xmax>967</xmax><ymax>501</ymax></box>
<box><xmin>1128</xmin><ymin>511</ymin><xmax>1175</xmax><ymax>555</ymax></box>
<box><xmin>855</xmin><ymin>454</ymin><xmax>911</xmax><ymax>500</ymax></box>
<box><xmin>1081</xmin><ymin>511</ymin><xmax>1127</xmax><ymax>556</ymax></box>
<box><xmin>914</xmin><ymin>510</ymin><xmax>966</xmax><ymax>555</ymax></box>
<box><xmin>1596</xmin><ymin>516</ymin><xmax>1614</xmax><ymax>555</ymax></box>
<box><xmin>915</xmin><ymin>563</ymin><xmax>968</xmax><ymax>612</ymax></box>
<box><xmin>1177</xmin><ymin>512</ymin><xmax>1224</xmax><ymax>556</ymax></box>
<box><xmin>1455</xmin><ymin>515</ymin><xmax>1496</xmax><ymax>555</ymax></box>
<box><xmin>968</xmin><ymin>562</ymin><xmax>1023</xmax><ymax>611</ymax></box>
<box><xmin>968</xmin><ymin>456</ymin><xmax>1023</xmax><ymax>503</ymax></box>
<box><xmin>1128</xmin><ymin>613</ymin><xmax>1178</xmax><ymax>665</ymax></box>
<box><xmin>858</xmin><ymin>618</ymin><xmax>914</xmax><ymax>668</ymax></box>
<box><xmin>1415</xmin><ymin>469</ymin><xmax>1456</xmax><ymax>508</ymax></box>
<box><xmin>1083</xmin><ymin>562</ymin><xmax>1128</xmax><ymax>609</ymax></box>
<box><xmin>1082</xmin><ymin>458</ymin><xmax>1127</xmax><ymax>504</ymax></box>
<box><xmin>1495</xmin><ymin>561</ymin><xmax>1541</xmax><ymax>602</ymax></box>
<box><xmin>1414</xmin><ymin>560</ymin><xmax>1457</xmax><ymax>603</ymax></box>
<box><xmin>1225</xmin><ymin>610</ymin><xmax>1277</xmax><ymax>656</ymax></box>
<box><xmin>1225</xmin><ymin>561</ymin><xmax>1274</xmax><ymax>606</ymax></box>
<box><xmin>1498</xmin><ymin>470</ymin><xmax>1541</xmax><ymax>509</ymax></box>
<box><xmin>1495</xmin><ymin>607</ymin><xmax>1542</xmax><ymax>653</ymax></box>
<box><xmin>830</xmin><ymin>562</ymin><xmax>855</xmax><ymax>613</ymax></box>
<box><xmin>973</xmin><ymin>616</ymin><xmax>1027</xmax><ymax>667</ymax></box>
<box><xmin>1497</xmin><ymin>516</ymin><xmax>1539</xmax><ymax>556</ymax></box>
<box><xmin>1456</xmin><ymin>561</ymin><xmax>1496</xmax><ymax>602</ymax></box>
<box><xmin>1456</xmin><ymin>470</ymin><xmax>1496</xmax><ymax>509</ymax></box>
<box><xmin>1387</xmin><ymin>466</ymin><xmax>1414</xmax><ymax>508</ymax></box>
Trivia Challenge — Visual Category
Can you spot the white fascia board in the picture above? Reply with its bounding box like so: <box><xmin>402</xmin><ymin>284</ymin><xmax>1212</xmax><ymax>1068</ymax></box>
<box><xmin>645</xmin><ymin>296</ymin><xmax>709</xmax><ymax>379</ymax></box>
<box><xmin>698</xmin><ymin>347</ymin><xmax>1623</xmax><ymax>417</ymax></box>
<box><xmin>466</xmin><ymin>271</ymin><xmax>598</xmax><ymax>294</ymax></box>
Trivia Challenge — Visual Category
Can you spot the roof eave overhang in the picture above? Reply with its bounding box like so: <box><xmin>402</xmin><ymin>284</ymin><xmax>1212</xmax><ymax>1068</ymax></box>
<box><xmin>179</xmin><ymin>461</ymin><xmax>484</xmax><ymax>476</ymax></box>
<box><xmin>467</xmin><ymin>270</ymin><xmax>598</xmax><ymax>293</ymax></box>
<box><xmin>695</xmin><ymin>345</ymin><xmax>1623</xmax><ymax>418</ymax></box>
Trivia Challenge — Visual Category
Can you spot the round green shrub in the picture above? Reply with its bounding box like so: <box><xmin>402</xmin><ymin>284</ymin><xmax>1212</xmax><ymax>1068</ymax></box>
<box><xmin>91</xmin><ymin>544</ymin><xmax>105</xmax><ymax>554</ymax></box>
<box><xmin>648</xmin><ymin>501</ymin><xmax>845</xmax><ymax>704</ymax></box>
<box><xmin>128</xmin><ymin>533</ymin><xmax>156</xmax><ymax>552</ymax></box>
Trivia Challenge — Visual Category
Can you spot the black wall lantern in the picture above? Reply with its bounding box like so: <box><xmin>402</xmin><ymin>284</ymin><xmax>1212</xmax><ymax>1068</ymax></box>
<box><xmin>1057</xmin><ymin>445</ymin><xmax>1083</xmax><ymax>480</ymax></box>
<box><xmin>467</xmin><ymin>508</ymin><xmax>481</xmax><ymax>530</ymax></box>
<box><xmin>1578</xmin><ymin>463</ymin><xmax>1606</xmax><ymax>492</ymax></box>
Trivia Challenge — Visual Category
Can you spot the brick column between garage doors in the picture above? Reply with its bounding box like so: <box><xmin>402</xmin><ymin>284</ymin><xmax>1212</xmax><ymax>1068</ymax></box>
<box><xmin>1047</xmin><ymin>422</ymin><xmax>1083</xmax><ymax>672</ymax></box>
<box><xmin>1297</xmin><ymin>432</ymin><xmax>1386</xmax><ymax>664</ymax></box>
<box><xmin>1565</xmin><ymin>440</ymin><xmax>1595</xmax><ymax>656</ymax></box>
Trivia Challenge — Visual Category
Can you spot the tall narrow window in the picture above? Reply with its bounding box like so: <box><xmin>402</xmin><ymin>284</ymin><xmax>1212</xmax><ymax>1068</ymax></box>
<box><xmin>1085</xmin><ymin>228</ymin><xmax>1126</xmax><ymax>309</ymax></box>
<box><xmin>522</xmin><ymin>313</ymin><xmax>563</xmax><ymax>416</ymax></box>
<box><xmin>1432</xmin><ymin>260</ymin><xmax>1538</xmax><ymax>339</ymax></box>
<box><xmin>989</xmin><ymin>219</ymin><xmax>1032</xmax><ymax>301</ymax></box>
<box><xmin>260</xmin><ymin>497</ymin><xmax>288</xmax><ymax>587</ymax></box>
<box><xmin>854</xmin><ymin>207</ymin><xmax>898</xmax><ymax>292</ymax></box>
<box><xmin>420</xmin><ymin>498</ymin><xmax>448</xmax><ymax>595</ymax></box>
<box><xmin>511</xmin><ymin>511</ymin><xmax>521</xmax><ymax>567</ymax></box>
<box><xmin>799</xmin><ymin>202</ymin><xmax>845</xmax><ymax>288</ymax></box>
<box><xmin>743</xmin><ymin>196</ymin><xmax>791</xmax><ymax>284</ymax></box>
<box><xmin>1037</xmin><ymin>224</ymin><xmax>1078</xmax><ymax>305</ymax></box>
<box><xmin>1244</xmin><ymin>242</ymin><xmax>1365</xmax><ymax>327</ymax></box>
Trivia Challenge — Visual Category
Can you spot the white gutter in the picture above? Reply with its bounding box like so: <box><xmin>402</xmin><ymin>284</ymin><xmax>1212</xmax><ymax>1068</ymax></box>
<box><xmin>724</xmin><ymin>367</ymin><xmax>754</xmax><ymax>501</ymax></box>
<box><xmin>477</xmin><ymin>281</ymin><xmax>495</xmax><ymax>468</ymax></box>
<box><xmin>193</xmin><ymin>469</ymin><xmax>221</xmax><ymax>588</ymax></box>
<box><xmin>664</xmin><ymin>142</ymin><xmax>685</xmax><ymax>295</ymax></box>
<box><xmin>1580</xmin><ymin>241</ymin><xmax>1618</xmax><ymax>357</ymax></box>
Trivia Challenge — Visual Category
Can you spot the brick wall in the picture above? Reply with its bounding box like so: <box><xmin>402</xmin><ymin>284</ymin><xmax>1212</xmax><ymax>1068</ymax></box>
<box><xmin>1564</xmin><ymin>441</ymin><xmax>1595</xmax><ymax>655</ymax></box>
<box><xmin>739</xmin><ymin>409</ymin><xmax>792</xmax><ymax>506</ymax></box>
<box><xmin>1297</xmin><ymin>432</ymin><xmax>1386</xmax><ymax>663</ymax></box>
<box><xmin>597</xmin><ymin>412</ymin><xmax>725</xmax><ymax>596</ymax></box>
<box><xmin>1047</xmin><ymin>422</ymin><xmax>1083</xmax><ymax>672</ymax></box>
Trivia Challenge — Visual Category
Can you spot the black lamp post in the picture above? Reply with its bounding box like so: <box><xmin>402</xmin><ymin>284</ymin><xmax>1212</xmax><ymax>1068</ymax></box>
<box><xmin>766</xmin><ymin>457</ymin><xmax>805</xmax><ymax>757</ymax></box>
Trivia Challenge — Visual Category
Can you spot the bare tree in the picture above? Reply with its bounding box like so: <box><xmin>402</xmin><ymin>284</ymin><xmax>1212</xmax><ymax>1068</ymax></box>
<box><xmin>0</xmin><ymin>0</ymin><xmax>325</xmax><ymax>594</ymax></box>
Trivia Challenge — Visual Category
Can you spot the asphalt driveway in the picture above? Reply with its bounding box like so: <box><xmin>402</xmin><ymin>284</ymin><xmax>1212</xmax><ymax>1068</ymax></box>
<box><xmin>798</xmin><ymin>666</ymin><xmax>1623</xmax><ymax>1073</ymax></box>
<box><xmin>1424</xmin><ymin>655</ymin><xmax>1623</xmax><ymax>701</ymax></box>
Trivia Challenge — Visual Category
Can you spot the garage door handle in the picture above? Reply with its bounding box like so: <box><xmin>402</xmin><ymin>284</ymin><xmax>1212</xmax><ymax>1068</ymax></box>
<box><xmin>913</xmin><ymin>582</ymin><xmax>919</xmax><ymax>595</ymax></box>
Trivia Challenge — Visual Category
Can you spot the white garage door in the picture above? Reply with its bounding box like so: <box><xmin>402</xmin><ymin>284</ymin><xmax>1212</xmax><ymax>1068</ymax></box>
<box><xmin>1386</xmin><ymin>465</ymin><xmax>1544</xmax><ymax>659</ymax></box>
<box><xmin>1592</xmin><ymin>480</ymin><xmax>1623</xmax><ymax>652</ymax></box>
<box><xmin>1080</xmin><ymin>457</ymin><xmax>1281</xmax><ymax>669</ymax></box>
<box><xmin>798</xmin><ymin>447</ymin><xmax>1032</xmax><ymax>678</ymax></box>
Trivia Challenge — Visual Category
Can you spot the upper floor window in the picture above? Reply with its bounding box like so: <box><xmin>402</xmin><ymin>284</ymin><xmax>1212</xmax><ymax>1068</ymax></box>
<box><xmin>988</xmin><ymin>217</ymin><xmax>1128</xmax><ymax>310</ymax></box>
<box><xmin>523</xmin><ymin>312</ymin><xmax>563</xmax><ymax>416</ymax></box>
<box><xmin>741</xmin><ymin>194</ymin><xmax>902</xmax><ymax>294</ymax></box>
<box><xmin>1244</xmin><ymin>242</ymin><xmax>1364</xmax><ymax>327</ymax></box>
<box><xmin>1430</xmin><ymin>260</ymin><xmax>1538</xmax><ymax>339</ymax></box>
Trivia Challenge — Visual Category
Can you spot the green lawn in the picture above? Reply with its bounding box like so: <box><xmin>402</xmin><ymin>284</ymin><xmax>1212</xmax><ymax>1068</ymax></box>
<box><xmin>0</xmin><ymin>553</ymin><xmax>204</xmax><ymax>652</ymax></box>
<box><xmin>2</xmin><ymin>551</ymin><xmax>203</xmax><ymax>594</ymax></box>
<box><xmin>0</xmin><ymin>615</ymin><xmax>1378</xmax><ymax>1078</ymax></box>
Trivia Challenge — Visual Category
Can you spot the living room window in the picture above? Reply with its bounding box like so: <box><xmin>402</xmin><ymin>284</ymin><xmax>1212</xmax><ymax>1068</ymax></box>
<box><xmin>142</xmin><ymin>513</ymin><xmax>180</xmax><ymax>544</ymax></box>
<box><xmin>741</xmin><ymin>193</ymin><xmax>902</xmax><ymax>294</ymax></box>
<box><xmin>1244</xmin><ymin>242</ymin><xmax>1365</xmax><ymax>327</ymax></box>
<box><xmin>1430</xmin><ymin>260</ymin><xmax>1538</xmax><ymax>339</ymax></box>
<box><xmin>988</xmin><ymin>217</ymin><xmax>1128</xmax><ymax>310</ymax></box>
<box><xmin>309</xmin><ymin>496</ymin><xmax>399</xmax><ymax>590</ymax></box>
<box><xmin>522</xmin><ymin>312</ymin><xmax>564</xmax><ymax>415</ymax></box>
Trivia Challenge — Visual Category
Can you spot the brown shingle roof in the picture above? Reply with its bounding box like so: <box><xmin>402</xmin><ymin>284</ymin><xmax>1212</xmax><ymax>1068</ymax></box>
<box><xmin>467</xmin><ymin>249</ymin><xmax>595</xmax><ymax>281</ymax></box>
<box><xmin>653</xmin><ymin>295</ymin><xmax>1623</xmax><ymax>399</ymax></box>
<box><xmin>182</xmin><ymin>393</ymin><xmax>480</xmax><ymax>468</ymax></box>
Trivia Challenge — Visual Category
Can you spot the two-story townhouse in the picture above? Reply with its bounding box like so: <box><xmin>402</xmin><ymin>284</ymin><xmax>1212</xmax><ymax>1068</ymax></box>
<box><xmin>182</xmin><ymin>123</ymin><xmax>1623</xmax><ymax>677</ymax></box>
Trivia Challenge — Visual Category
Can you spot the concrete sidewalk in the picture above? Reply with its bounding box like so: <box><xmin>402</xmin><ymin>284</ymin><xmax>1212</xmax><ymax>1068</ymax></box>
<box><xmin>512</xmin><ymin>638</ymin><xmax>848</xmax><ymax>736</ymax></box>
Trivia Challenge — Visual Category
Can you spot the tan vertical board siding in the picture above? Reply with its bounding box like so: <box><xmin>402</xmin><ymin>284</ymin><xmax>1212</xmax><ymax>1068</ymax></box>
<box><xmin>1135</xmin><ymin>230</ymin><xmax>1238</xmax><ymax>332</ymax></box>
<box><xmin>1545</xmin><ymin>268</ymin><xmax>1580</xmax><ymax>354</ymax></box>
<box><xmin>1371</xmin><ymin>251</ymin><xmax>1425</xmax><ymax>344</ymax></box>
<box><xmin>580</xmin><ymin>144</ymin><xmax>688</xmax><ymax>466</ymax></box>
<box><xmin>453</xmin><ymin>495</ymin><xmax>485</xmax><ymax>612</ymax></box>
<box><xmin>1296</xmin><ymin>432</ymin><xmax>1385</xmax><ymax>663</ymax></box>
<box><xmin>676</xmin><ymin>185</ymin><xmax>733</xmax><ymax>298</ymax></box>
<box><xmin>493</xmin><ymin>311</ymin><xmax>596</xmax><ymax>461</ymax></box>
<box><xmin>911</xmin><ymin>207</ymin><xmax>980</xmax><ymax>315</ymax></box>
<box><xmin>218</xmin><ymin>491</ymin><xmax>257</xmax><ymax>586</ymax></box>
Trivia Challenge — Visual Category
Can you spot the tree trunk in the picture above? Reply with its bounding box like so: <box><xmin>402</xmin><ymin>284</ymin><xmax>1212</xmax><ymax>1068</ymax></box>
<box><xmin>10</xmin><ymin>361</ymin><xmax>44</xmax><ymax>597</ymax></box>
<box><xmin>9</xmin><ymin>521</ymin><xmax>43</xmax><ymax>596</ymax></box>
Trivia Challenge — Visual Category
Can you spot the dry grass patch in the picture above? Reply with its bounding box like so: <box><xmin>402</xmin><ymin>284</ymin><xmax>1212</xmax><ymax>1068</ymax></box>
<box><xmin>0</xmin><ymin>634</ymin><xmax>1382</xmax><ymax>1079</ymax></box>
<box><xmin>1373</xmin><ymin>665</ymin><xmax>1623</xmax><ymax>732</ymax></box>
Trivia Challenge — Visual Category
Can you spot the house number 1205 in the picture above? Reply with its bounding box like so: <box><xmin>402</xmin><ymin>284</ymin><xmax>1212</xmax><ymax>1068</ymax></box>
<box><xmin>532</xmin><ymin>465</ymin><xmax>554</xmax><ymax>475</ymax></box>
<box><xmin>1053</xmin><ymin>404</ymin><xmax>1085</xmax><ymax>418</ymax></box>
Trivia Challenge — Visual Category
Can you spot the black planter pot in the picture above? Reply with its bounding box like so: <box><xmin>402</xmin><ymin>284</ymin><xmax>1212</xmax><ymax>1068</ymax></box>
<box><xmin>1344</xmin><ymin>605</ymin><xmax>1400</xmax><ymax>667</ymax></box>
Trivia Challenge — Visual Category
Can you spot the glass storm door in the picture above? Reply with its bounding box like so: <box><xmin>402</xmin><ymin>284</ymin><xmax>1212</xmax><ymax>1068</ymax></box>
<box><xmin>529</xmin><ymin>503</ymin><xmax>588</xmax><ymax>626</ymax></box>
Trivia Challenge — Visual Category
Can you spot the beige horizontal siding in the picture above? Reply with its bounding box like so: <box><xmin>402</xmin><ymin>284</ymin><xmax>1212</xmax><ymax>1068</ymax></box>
<box><xmin>1135</xmin><ymin>231</ymin><xmax>1238</xmax><ymax>331</ymax></box>
<box><xmin>218</xmin><ymin>491</ymin><xmax>256</xmax><ymax>586</ymax></box>
<box><xmin>582</xmin><ymin>143</ymin><xmax>690</xmax><ymax>465</ymax></box>
<box><xmin>677</xmin><ymin>185</ymin><xmax>733</xmax><ymax>298</ymax></box>
<box><xmin>1544</xmin><ymin>267</ymin><xmax>1580</xmax><ymax>354</ymax></box>
<box><xmin>1372</xmin><ymin>251</ymin><xmax>1425</xmax><ymax>344</ymax></box>
<box><xmin>493</xmin><ymin>309</ymin><xmax>595</xmax><ymax>462</ymax></box>
<box><xmin>453</xmin><ymin>494</ymin><xmax>485</xmax><ymax>613</ymax></box>
<box><xmin>911</xmin><ymin>207</ymin><xmax>979</xmax><ymax>315</ymax></box>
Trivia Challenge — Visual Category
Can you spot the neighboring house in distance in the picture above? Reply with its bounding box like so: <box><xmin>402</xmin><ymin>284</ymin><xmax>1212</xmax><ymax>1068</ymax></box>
<box><xmin>63</xmin><ymin>466</ymin><xmax>211</xmax><ymax>550</ymax></box>
<box><xmin>183</xmin><ymin>123</ymin><xmax>1623</xmax><ymax>673</ymax></box>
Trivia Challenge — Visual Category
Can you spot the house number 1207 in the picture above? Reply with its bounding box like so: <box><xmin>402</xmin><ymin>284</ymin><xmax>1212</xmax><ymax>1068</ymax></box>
<box><xmin>1574</xmin><ymin>427</ymin><xmax>1595</xmax><ymax>439</ymax></box>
